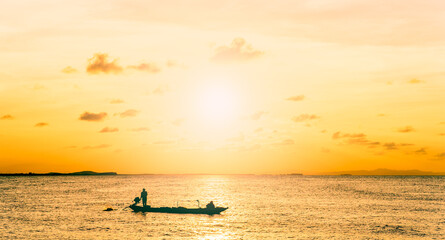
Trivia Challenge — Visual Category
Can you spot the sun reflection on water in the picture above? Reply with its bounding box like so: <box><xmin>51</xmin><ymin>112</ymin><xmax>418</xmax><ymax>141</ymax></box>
<box><xmin>196</xmin><ymin>175</ymin><xmax>231</xmax><ymax>207</ymax></box>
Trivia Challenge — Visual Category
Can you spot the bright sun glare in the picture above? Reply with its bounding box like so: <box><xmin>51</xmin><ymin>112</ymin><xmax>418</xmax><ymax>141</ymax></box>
<box><xmin>195</xmin><ymin>84</ymin><xmax>238</xmax><ymax>125</ymax></box>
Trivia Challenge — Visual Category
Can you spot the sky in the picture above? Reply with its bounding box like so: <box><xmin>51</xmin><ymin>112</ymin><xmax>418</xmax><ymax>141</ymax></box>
<box><xmin>0</xmin><ymin>0</ymin><xmax>444</xmax><ymax>174</ymax></box>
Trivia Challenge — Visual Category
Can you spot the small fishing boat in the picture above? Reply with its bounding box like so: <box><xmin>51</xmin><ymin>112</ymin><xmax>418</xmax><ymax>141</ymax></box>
<box><xmin>129</xmin><ymin>205</ymin><xmax>228</xmax><ymax>215</ymax></box>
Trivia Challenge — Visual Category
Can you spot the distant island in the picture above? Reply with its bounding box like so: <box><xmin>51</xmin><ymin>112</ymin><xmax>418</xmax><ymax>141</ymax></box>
<box><xmin>323</xmin><ymin>168</ymin><xmax>445</xmax><ymax>176</ymax></box>
<box><xmin>0</xmin><ymin>171</ymin><xmax>117</xmax><ymax>176</ymax></box>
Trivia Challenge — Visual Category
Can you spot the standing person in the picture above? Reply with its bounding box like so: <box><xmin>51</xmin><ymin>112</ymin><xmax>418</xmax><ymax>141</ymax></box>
<box><xmin>141</xmin><ymin>188</ymin><xmax>148</xmax><ymax>207</ymax></box>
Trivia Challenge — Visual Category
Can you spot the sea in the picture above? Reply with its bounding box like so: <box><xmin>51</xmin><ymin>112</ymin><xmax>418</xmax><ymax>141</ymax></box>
<box><xmin>0</xmin><ymin>175</ymin><xmax>443</xmax><ymax>239</ymax></box>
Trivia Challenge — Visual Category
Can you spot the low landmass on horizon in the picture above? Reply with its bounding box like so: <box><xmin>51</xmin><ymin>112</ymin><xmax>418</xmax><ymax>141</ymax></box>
<box><xmin>1</xmin><ymin>169</ymin><xmax>444</xmax><ymax>176</ymax></box>
<box><xmin>0</xmin><ymin>171</ymin><xmax>117</xmax><ymax>176</ymax></box>
<box><xmin>321</xmin><ymin>168</ymin><xmax>445</xmax><ymax>176</ymax></box>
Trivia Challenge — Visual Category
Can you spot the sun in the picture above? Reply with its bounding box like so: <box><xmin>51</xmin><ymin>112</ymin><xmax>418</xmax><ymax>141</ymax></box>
<box><xmin>195</xmin><ymin>84</ymin><xmax>238</xmax><ymax>125</ymax></box>
<box><xmin>180</xmin><ymin>76</ymin><xmax>245</xmax><ymax>144</ymax></box>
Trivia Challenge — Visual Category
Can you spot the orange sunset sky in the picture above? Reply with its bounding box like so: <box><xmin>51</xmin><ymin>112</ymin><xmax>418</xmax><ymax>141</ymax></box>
<box><xmin>0</xmin><ymin>0</ymin><xmax>444</xmax><ymax>174</ymax></box>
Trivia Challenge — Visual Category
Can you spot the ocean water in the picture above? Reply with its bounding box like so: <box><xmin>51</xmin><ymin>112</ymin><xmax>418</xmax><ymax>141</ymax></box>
<box><xmin>0</xmin><ymin>175</ymin><xmax>443</xmax><ymax>239</ymax></box>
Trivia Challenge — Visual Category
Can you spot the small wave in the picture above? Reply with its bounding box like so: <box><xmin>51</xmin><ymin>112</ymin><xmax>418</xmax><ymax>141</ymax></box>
<box><xmin>373</xmin><ymin>224</ymin><xmax>427</xmax><ymax>237</ymax></box>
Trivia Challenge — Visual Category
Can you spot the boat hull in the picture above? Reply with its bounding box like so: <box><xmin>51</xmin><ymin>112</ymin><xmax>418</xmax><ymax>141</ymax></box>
<box><xmin>129</xmin><ymin>205</ymin><xmax>228</xmax><ymax>215</ymax></box>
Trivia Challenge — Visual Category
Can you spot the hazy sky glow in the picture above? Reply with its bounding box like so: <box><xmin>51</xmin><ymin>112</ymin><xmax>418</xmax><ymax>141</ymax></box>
<box><xmin>1</xmin><ymin>0</ymin><xmax>444</xmax><ymax>173</ymax></box>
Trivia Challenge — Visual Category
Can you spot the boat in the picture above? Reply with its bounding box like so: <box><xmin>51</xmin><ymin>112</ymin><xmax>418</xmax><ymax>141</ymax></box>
<box><xmin>128</xmin><ymin>205</ymin><xmax>228</xmax><ymax>215</ymax></box>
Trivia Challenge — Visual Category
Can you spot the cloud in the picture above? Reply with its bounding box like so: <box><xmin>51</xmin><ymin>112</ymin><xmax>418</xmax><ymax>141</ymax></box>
<box><xmin>254</xmin><ymin>127</ymin><xmax>263</xmax><ymax>133</ymax></box>
<box><xmin>250</xmin><ymin>111</ymin><xmax>266</xmax><ymax>120</ymax></box>
<box><xmin>408</xmin><ymin>78</ymin><xmax>425</xmax><ymax>84</ymax></box>
<box><xmin>0</xmin><ymin>115</ymin><xmax>13</xmax><ymax>120</ymax></box>
<box><xmin>332</xmin><ymin>131</ymin><xmax>413</xmax><ymax>152</ymax></box>
<box><xmin>35</xmin><ymin>122</ymin><xmax>48</xmax><ymax>127</ymax></box>
<box><xmin>116</xmin><ymin>109</ymin><xmax>139</xmax><ymax>118</ymax></box>
<box><xmin>414</xmin><ymin>148</ymin><xmax>427</xmax><ymax>155</ymax></box>
<box><xmin>83</xmin><ymin>144</ymin><xmax>111</xmax><ymax>149</ymax></box>
<box><xmin>110</xmin><ymin>99</ymin><xmax>124</xmax><ymax>104</ymax></box>
<box><xmin>292</xmin><ymin>114</ymin><xmax>320</xmax><ymax>122</ymax></box>
<box><xmin>99</xmin><ymin>127</ymin><xmax>119</xmax><ymax>133</ymax></box>
<box><xmin>439</xmin><ymin>133</ymin><xmax>445</xmax><ymax>136</ymax></box>
<box><xmin>165</xmin><ymin>60</ymin><xmax>186</xmax><ymax>68</ymax></box>
<box><xmin>380</xmin><ymin>142</ymin><xmax>412</xmax><ymax>150</ymax></box>
<box><xmin>333</xmin><ymin>137</ymin><xmax>410</xmax><ymax>151</ymax></box>
<box><xmin>86</xmin><ymin>53</ymin><xmax>123</xmax><ymax>74</ymax></box>
<box><xmin>332</xmin><ymin>132</ymin><xmax>366</xmax><ymax>139</ymax></box>
<box><xmin>332</xmin><ymin>131</ymin><xmax>380</xmax><ymax>148</ymax></box>
<box><xmin>432</xmin><ymin>152</ymin><xmax>445</xmax><ymax>161</ymax></box>
<box><xmin>128</xmin><ymin>63</ymin><xmax>161</xmax><ymax>73</ymax></box>
<box><xmin>285</xmin><ymin>95</ymin><xmax>305</xmax><ymax>101</ymax></box>
<box><xmin>397</xmin><ymin>126</ymin><xmax>415</xmax><ymax>133</ymax></box>
<box><xmin>79</xmin><ymin>112</ymin><xmax>107</xmax><ymax>121</ymax></box>
<box><xmin>400</xmin><ymin>143</ymin><xmax>414</xmax><ymax>147</ymax></box>
<box><xmin>377</xmin><ymin>113</ymin><xmax>387</xmax><ymax>117</ymax></box>
<box><xmin>62</xmin><ymin>66</ymin><xmax>78</xmax><ymax>74</ymax></box>
<box><xmin>129</xmin><ymin>127</ymin><xmax>150</xmax><ymax>132</ymax></box>
<box><xmin>211</xmin><ymin>38</ymin><xmax>263</xmax><ymax>63</ymax></box>
<box><xmin>383</xmin><ymin>142</ymin><xmax>398</xmax><ymax>150</ymax></box>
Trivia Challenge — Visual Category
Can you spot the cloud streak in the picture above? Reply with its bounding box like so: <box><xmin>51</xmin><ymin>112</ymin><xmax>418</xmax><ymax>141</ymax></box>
<box><xmin>62</xmin><ymin>66</ymin><xmax>78</xmax><ymax>74</ymax></box>
<box><xmin>83</xmin><ymin>144</ymin><xmax>111</xmax><ymax>149</ymax></box>
<box><xmin>286</xmin><ymin>95</ymin><xmax>305</xmax><ymax>101</ymax></box>
<box><xmin>116</xmin><ymin>109</ymin><xmax>139</xmax><ymax>118</ymax></box>
<box><xmin>110</xmin><ymin>99</ymin><xmax>124</xmax><ymax>104</ymax></box>
<box><xmin>332</xmin><ymin>131</ymin><xmax>417</xmax><ymax>153</ymax></box>
<box><xmin>408</xmin><ymin>78</ymin><xmax>425</xmax><ymax>84</ymax></box>
<box><xmin>34</xmin><ymin>122</ymin><xmax>48</xmax><ymax>127</ymax></box>
<box><xmin>99</xmin><ymin>127</ymin><xmax>119</xmax><ymax>133</ymax></box>
<box><xmin>414</xmin><ymin>148</ymin><xmax>427</xmax><ymax>155</ymax></box>
<box><xmin>397</xmin><ymin>126</ymin><xmax>415</xmax><ymax>133</ymax></box>
<box><xmin>292</xmin><ymin>114</ymin><xmax>320</xmax><ymax>122</ymax></box>
<box><xmin>432</xmin><ymin>152</ymin><xmax>445</xmax><ymax>161</ymax></box>
<box><xmin>332</xmin><ymin>131</ymin><xmax>379</xmax><ymax>147</ymax></box>
<box><xmin>0</xmin><ymin>115</ymin><xmax>13</xmax><ymax>120</ymax></box>
<box><xmin>128</xmin><ymin>63</ymin><xmax>161</xmax><ymax>73</ymax></box>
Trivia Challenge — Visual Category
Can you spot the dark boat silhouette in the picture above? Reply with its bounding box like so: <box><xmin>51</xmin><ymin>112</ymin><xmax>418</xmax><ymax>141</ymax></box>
<box><xmin>129</xmin><ymin>205</ymin><xmax>228</xmax><ymax>215</ymax></box>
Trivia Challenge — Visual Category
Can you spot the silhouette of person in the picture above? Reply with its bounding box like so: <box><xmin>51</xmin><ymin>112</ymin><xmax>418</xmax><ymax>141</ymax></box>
<box><xmin>206</xmin><ymin>201</ymin><xmax>215</xmax><ymax>209</ymax></box>
<box><xmin>141</xmin><ymin>188</ymin><xmax>148</xmax><ymax>207</ymax></box>
<box><xmin>133</xmin><ymin>197</ymin><xmax>141</xmax><ymax>206</ymax></box>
